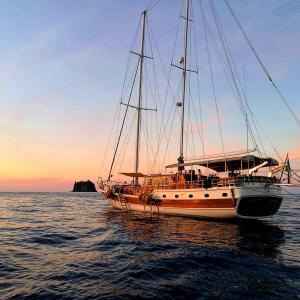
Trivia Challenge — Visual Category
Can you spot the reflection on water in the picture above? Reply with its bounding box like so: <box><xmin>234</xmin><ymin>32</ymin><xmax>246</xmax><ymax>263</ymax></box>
<box><xmin>106</xmin><ymin>211</ymin><xmax>285</xmax><ymax>259</ymax></box>
<box><xmin>0</xmin><ymin>192</ymin><xmax>299</xmax><ymax>299</ymax></box>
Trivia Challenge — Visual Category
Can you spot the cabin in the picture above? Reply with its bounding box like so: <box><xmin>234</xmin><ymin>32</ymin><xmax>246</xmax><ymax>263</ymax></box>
<box><xmin>118</xmin><ymin>154</ymin><xmax>280</xmax><ymax>190</ymax></box>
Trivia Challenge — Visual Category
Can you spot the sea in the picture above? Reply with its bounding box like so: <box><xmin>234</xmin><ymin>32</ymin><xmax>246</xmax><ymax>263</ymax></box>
<box><xmin>0</xmin><ymin>191</ymin><xmax>299</xmax><ymax>299</ymax></box>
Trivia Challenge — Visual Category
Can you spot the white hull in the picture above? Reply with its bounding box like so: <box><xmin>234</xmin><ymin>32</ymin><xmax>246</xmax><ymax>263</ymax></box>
<box><xmin>108</xmin><ymin>198</ymin><xmax>237</xmax><ymax>219</ymax></box>
<box><xmin>103</xmin><ymin>183</ymin><xmax>283</xmax><ymax>219</ymax></box>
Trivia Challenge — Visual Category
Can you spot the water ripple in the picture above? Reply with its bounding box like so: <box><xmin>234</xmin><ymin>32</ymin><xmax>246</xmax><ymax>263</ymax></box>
<box><xmin>0</xmin><ymin>191</ymin><xmax>299</xmax><ymax>299</ymax></box>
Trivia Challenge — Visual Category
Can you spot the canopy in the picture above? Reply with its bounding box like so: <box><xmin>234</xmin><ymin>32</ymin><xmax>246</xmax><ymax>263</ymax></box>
<box><xmin>166</xmin><ymin>155</ymin><xmax>279</xmax><ymax>172</ymax></box>
<box><xmin>119</xmin><ymin>172</ymin><xmax>146</xmax><ymax>177</ymax></box>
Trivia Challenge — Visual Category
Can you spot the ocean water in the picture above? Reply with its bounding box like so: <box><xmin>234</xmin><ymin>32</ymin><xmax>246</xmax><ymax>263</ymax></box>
<box><xmin>0</xmin><ymin>191</ymin><xmax>299</xmax><ymax>299</ymax></box>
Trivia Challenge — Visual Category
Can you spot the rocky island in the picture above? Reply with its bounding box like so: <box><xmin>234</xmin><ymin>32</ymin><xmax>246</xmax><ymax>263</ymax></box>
<box><xmin>72</xmin><ymin>180</ymin><xmax>97</xmax><ymax>192</ymax></box>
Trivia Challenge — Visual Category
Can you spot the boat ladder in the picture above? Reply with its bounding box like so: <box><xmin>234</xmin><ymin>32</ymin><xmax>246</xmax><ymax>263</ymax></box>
<box><xmin>118</xmin><ymin>194</ymin><xmax>128</xmax><ymax>211</ymax></box>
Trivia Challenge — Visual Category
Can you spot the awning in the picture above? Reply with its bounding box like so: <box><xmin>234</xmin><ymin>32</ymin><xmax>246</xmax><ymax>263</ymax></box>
<box><xmin>166</xmin><ymin>155</ymin><xmax>279</xmax><ymax>172</ymax></box>
<box><xmin>119</xmin><ymin>172</ymin><xmax>146</xmax><ymax>177</ymax></box>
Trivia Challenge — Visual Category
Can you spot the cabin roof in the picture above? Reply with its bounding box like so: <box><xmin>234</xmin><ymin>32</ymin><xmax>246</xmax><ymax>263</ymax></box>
<box><xmin>166</xmin><ymin>155</ymin><xmax>279</xmax><ymax>172</ymax></box>
<box><xmin>119</xmin><ymin>172</ymin><xmax>146</xmax><ymax>177</ymax></box>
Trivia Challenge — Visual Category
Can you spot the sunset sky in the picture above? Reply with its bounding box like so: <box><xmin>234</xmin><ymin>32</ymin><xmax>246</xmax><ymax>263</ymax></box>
<box><xmin>0</xmin><ymin>0</ymin><xmax>299</xmax><ymax>192</ymax></box>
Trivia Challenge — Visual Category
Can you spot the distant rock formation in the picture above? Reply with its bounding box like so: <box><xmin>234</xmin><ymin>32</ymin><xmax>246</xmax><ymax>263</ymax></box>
<box><xmin>72</xmin><ymin>180</ymin><xmax>97</xmax><ymax>192</ymax></box>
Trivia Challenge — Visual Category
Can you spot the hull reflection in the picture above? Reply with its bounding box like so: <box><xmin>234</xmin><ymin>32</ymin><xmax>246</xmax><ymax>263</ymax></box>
<box><xmin>105</xmin><ymin>210</ymin><xmax>284</xmax><ymax>257</ymax></box>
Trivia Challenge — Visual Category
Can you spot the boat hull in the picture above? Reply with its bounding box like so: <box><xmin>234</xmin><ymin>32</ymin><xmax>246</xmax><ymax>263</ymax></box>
<box><xmin>103</xmin><ymin>183</ymin><xmax>282</xmax><ymax>219</ymax></box>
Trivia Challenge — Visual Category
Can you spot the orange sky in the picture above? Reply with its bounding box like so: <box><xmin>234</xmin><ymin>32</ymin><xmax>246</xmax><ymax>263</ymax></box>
<box><xmin>1</xmin><ymin>0</ymin><xmax>299</xmax><ymax>192</ymax></box>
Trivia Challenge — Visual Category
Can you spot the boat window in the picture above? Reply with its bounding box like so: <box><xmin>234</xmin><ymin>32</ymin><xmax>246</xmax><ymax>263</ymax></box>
<box><xmin>222</xmin><ymin>193</ymin><xmax>228</xmax><ymax>197</ymax></box>
<box><xmin>148</xmin><ymin>178</ymin><xmax>153</xmax><ymax>186</ymax></box>
<box><xmin>204</xmin><ymin>194</ymin><xmax>209</xmax><ymax>198</ymax></box>
<box><xmin>175</xmin><ymin>194</ymin><xmax>179</xmax><ymax>198</ymax></box>
<box><xmin>162</xmin><ymin>194</ymin><xmax>166</xmax><ymax>198</ymax></box>
<box><xmin>189</xmin><ymin>194</ymin><xmax>193</xmax><ymax>198</ymax></box>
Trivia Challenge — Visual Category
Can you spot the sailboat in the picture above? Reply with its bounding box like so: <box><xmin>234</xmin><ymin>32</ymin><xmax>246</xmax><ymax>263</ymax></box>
<box><xmin>98</xmin><ymin>0</ymin><xmax>299</xmax><ymax>219</ymax></box>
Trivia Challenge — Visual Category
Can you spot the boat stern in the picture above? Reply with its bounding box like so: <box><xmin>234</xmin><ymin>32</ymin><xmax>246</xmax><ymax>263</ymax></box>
<box><xmin>236</xmin><ymin>188</ymin><xmax>282</xmax><ymax>219</ymax></box>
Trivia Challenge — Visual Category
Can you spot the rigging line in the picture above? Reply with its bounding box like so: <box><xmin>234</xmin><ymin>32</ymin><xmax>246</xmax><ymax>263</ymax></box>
<box><xmin>146</xmin><ymin>20</ymin><xmax>160</xmax><ymax>117</ymax></box>
<box><xmin>121</xmin><ymin>17</ymin><xmax>143</xmax><ymax>99</ymax></box>
<box><xmin>100</xmin><ymin>31</ymin><xmax>142</xmax><ymax>175</ymax></box>
<box><xmin>207</xmin><ymin>0</ymin><xmax>254</xmax><ymax>144</ymax></box>
<box><xmin>201</xmin><ymin>1</ymin><xmax>225</xmax><ymax>155</ymax></box>
<box><xmin>99</xmin><ymin>104</ymin><xmax>121</xmax><ymax>174</ymax></box>
<box><xmin>155</xmin><ymin>78</ymin><xmax>183</xmax><ymax>172</ymax></box>
<box><xmin>244</xmin><ymin>99</ymin><xmax>283</xmax><ymax>163</ymax></box>
<box><xmin>160</xmin><ymin>104</ymin><xmax>177</xmax><ymax>173</ymax></box>
<box><xmin>224</xmin><ymin>0</ymin><xmax>300</xmax><ymax>128</ymax></box>
<box><xmin>102</xmin><ymin>17</ymin><xmax>144</xmax><ymax>176</ymax></box>
<box><xmin>191</xmin><ymin>2</ymin><xmax>205</xmax><ymax>155</ymax></box>
<box><xmin>210</xmin><ymin>1</ymin><xmax>248</xmax><ymax>109</ymax></box>
<box><xmin>187</xmin><ymin>74</ymin><xmax>196</xmax><ymax>156</ymax></box>
<box><xmin>146</xmin><ymin>0</ymin><xmax>161</xmax><ymax>12</ymax></box>
<box><xmin>281</xmin><ymin>185</ymin><xmax>300</xmax><ymax>196</ymax></box>
<box><xmin>291</xmin><ymin>168</ymin><xmax>300</xmax><ymax>181</ymax></box>
<box><xmin>146</xmin><ymin>24</ymin><xmax>161</xmax><ymax>170</ymax></box>
<box><xmin>151</xmin><ymin>79</ymin><xmax>181</xmax><ymax>171</ymax></box>
<box><xmin>113</xmin><ymin>63</ymin><xmax>141</xmax><ymax>164</ymax></box>
<box><xmin>147</xmin><ymin>16</ymin><xmax>179</xmax><ymax>168</ymax></box>
<box><xmin>144</xmin><ymin>65</ymin><xmax>160</xmax><ymax>170</ymax></box>
<box><xmin>174</xmin><ymin>95</ymin><xmax>200</xmax><ymax>162</ymax></box>
<box><xmin>246</xmin><ymin>187</ymin><xmax>300</xmax><ymax>200</ymax></box>
<box><xmin>281</xmin><ymin>186</ymin><xmax>300</xmax><ymax>198</ymax></box>
<box><xmin>141</xmin><ymin>116</ymin><xmax>157</xmax><ymax>172</ymax></box>
<box><xmin>148</xmin><ymin>4</ymin><xmax>183</xmax><ymax>160</ymax></box>
<box><xmin>204</xmin><ymin>0</ymin><xmax>264</xmax><ymax>156</ymax></box>
<box><xmin>145</xmin><ymin>18</ymin><xmax>161</xmax><ymax>170</ymax></box>
<box><xmin>186</xmin><ymin>14</ymin><xmax>196</xmax><ymax>157</ymax></box>
<box><xmin>115</xmin><ymin>111</ymin><xmax>138</xmax><ymax>182</ymax></box>
<box><xmin>209</xmin><ymin>0</ymin><xmax>268</xmax><ymax>157</ymax></box>
<box><xmin>189</xmin><ymin>83</ymin><xmax>205</xmax><ymax>155</ymax></box>
<box><xmin>144</xmin><ymin>62</ymin><xmax>150</xmax><ymax>173</ymax></box>
<box><xmin>145</xmin><ymin>17</ymin><xmax>159</xmax><ymax>109</ymax></box>
<box><xmin>107</xmin><ymin>59</ymin><xmax>140</xmax><ymax>180</ymax></box>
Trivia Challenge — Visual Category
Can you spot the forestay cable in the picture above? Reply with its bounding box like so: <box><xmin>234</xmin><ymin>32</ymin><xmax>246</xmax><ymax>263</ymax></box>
<box><xmin>224</xmin><ymin>0</ymin><xmax>300</xmax><ymax>128</ymax></box>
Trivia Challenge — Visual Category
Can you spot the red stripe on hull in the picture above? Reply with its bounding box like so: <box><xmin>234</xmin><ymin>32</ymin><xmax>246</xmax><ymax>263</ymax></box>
<box><xmin>114</xmin><ymin>197</ymin><xmax>235</xmax><ymax>209</ymax></box>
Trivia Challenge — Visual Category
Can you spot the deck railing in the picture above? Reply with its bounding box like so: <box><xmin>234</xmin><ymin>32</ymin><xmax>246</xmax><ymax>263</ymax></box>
<box><xmin>101</xmin><ymin>175</ymin><xmax>279</xmax><ymax>193</ymax></box>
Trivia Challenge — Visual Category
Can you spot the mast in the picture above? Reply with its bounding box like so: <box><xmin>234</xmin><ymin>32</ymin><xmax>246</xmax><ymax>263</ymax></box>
<box><xmin>134</xmin><ymin>10</ymin><xmax>147</xmax><ymax>185</ymax></box>
<box><xmin>178</xmin><ymin>0</ymin><xmax>190</xmax><ymax>171</ymax></box>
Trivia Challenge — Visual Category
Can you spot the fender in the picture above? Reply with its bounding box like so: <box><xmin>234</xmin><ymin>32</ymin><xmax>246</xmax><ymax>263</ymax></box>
<box><xmin>145</xmin><ymin>193</ymin><xmax>152</xmax><ymax>205</ymax></box>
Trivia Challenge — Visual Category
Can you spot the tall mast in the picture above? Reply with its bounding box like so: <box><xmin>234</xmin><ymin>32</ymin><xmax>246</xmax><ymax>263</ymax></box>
<box><xmin>178</xmin><ymin>0</ymin><xmax>190</xmax><ymax>170</ymax></box>
<box><xmin>134</xmin><ymin>10</ymin><xmax>147</xmax><ymax>185</ymax></box>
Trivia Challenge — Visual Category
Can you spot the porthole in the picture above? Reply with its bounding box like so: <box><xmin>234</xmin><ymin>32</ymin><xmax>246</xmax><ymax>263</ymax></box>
<box><xmin>222</xmin><ymin>193</ymin><xmax>228</xmax><ymax>197</ymax></box>
<box><xmin>204</xmin><ymin>194</ymin><xmax>209</xmax><ymax>198</ymax></box>
<box><xmin>175</xmin><ymin>194</ymin><xmax>179</xmax><ymax>198</ymax></box>
<box><xmin>162</xmin><ymin>195</ymin><xmax>166</xmax><ymax>198</ymax></box>
<box><xmin>189</xmin><ymin>194</ymin><xmax>193</xmax><ymax>198</ymax></box>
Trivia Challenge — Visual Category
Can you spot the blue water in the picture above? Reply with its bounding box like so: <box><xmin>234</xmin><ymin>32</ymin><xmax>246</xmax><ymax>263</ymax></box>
<box><xmin>0</xmin><ymin>191</ymin><xmax>299</xmax><ymax>299</ymax></box>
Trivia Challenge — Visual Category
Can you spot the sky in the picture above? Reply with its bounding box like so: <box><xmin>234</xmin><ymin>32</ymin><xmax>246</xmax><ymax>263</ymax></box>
<box><xmin>0</xmin><ymin>0</ymin><xmax>299</xmax><ymax>192</ymax></box>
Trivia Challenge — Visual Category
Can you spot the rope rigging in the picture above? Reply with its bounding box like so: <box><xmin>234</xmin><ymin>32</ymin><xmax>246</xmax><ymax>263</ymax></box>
<box><xmin>107</xmin><ymin>59</ymin><xmax>140</xmax><ymax>180</ymax></box>
<box><xmin>101</xmin><ymin>0</ymin><xmax>299</xmax><ymax>185</ymax></box>
<box><xmin>224</xmin><ymin>0</ymin><xmax>300</xmax><ymax>129</ymax></box>
<box><xmin>99</xmin><ymin>17</ymin><xmax>142</xmax><ymax>178</ymax></box>
<box><xmin>200</xmin><ymin>0</ymin><xmax>225</xmax><ymax>156</ymax></box>
<box><xmin>199</xmin><ymin>0</ymin><xmax>265</xmax><ymax>157</ymax></box>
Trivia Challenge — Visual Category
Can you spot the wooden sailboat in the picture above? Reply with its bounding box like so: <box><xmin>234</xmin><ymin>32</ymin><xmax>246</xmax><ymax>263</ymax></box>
<box><xmin>98</xmin><ymin>0</ymin><xmax>298</xmax><ymax>219</ymax></box>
